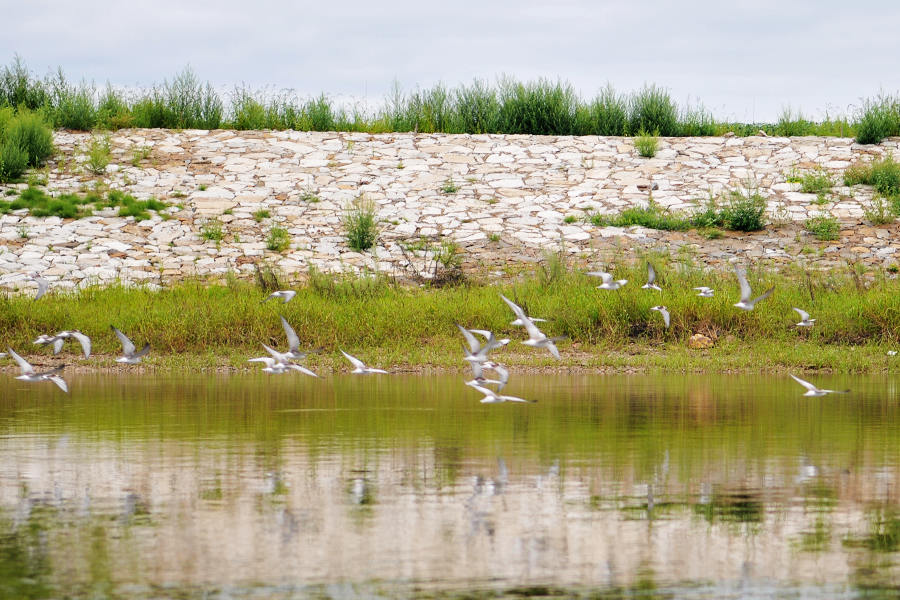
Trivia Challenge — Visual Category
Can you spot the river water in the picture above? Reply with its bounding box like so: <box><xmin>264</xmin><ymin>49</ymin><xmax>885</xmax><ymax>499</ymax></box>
<box><xmin>0</xmin><ymin>373</ymin><xmax>898</xmax><ymax>598</ymax></box>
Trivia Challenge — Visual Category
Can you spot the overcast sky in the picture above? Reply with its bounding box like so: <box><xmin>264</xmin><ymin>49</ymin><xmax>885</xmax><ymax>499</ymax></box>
<box><xmin>4</xmin><ymin>0</ymin><xmax>899</xmax><ymax>122</ymax></box>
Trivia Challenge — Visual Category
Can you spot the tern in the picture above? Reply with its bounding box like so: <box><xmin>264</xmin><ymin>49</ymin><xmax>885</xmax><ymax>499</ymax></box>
<box><xmin>789</xmin><ymin>374</ymin><xmax>850</xmax><ymax>397</ymax></box>
<box><xmin>262</xmin><ymin>290</ymin><xmax>296</xmax><ymax>304</ymax></box>
<box><xmin>587</xmin><ymin>270</ymin><xmax>628</xmax><ymax>290</ymax></box>
<box><xmin>259</xmin><ymin>343</ymin><xmax>317</xmax><ymax>376</ymax></box>
<box><xmin>642</xmin><ymin>263</ymin><xmax>662</xmax><ymax>291</ymax></box>
<box><xmin>694</xmin><ymin>287</ymin><xmax>714</xmax><ymax>298</ymax></box>
<box><xmin>39</xmin><ymin>331</ymin><xmax>92</xmax><ymax>358</ymax></box>
<box><xmin>279</xmin><ymin>316</ymin><xmax>317</xmax><ymax>359</ymax></box>
<box><xmin>733</xmin><ymin>266</ymin><xmax>774</xmax><ymax>311</ymax></box>
<box><xmin>28</xmin><ymin>272</ymin><xmax>49</xmax><ymax>300</ymax></box>
<box><xmin>458</xmin><ymin>325</ymin><xmax>509</xmax><ymax>363</ymax></box>
<box><xmin>466</xmin><ymin>382</ymin><xmax>534</xmax><ymax>404</ymax></box>
<box><xmin>111</xmin><ymin>326</ymin><xmax>151</xmax><ymax>364</ymax></box>
<box><xmin>466</xmin><ymin>360</ymin><xmax>510</xmax><ymax>391</ymax></box>
<box><xmin>340</xmin><ymin>350</ymin><xmax>388</xmax><ymax>374</ymax></box>
<box><xmin>7</xmin><ymin>348</ymin><xmax>68</xmax><ymax>392</ymax></box>
<box><xmin>650</xmin><ymin>305</ymin><xmax>670</xmax><ymax>328</ymax></box>
<box><xmin>500</xmin><ymin>294</ymin><xmax>565</xmax><ymax>359</ymax></box>
<box><xmin>793</xmin><ymin>308</ymin><xmax>815</xmax><ymax>328</ymax></box>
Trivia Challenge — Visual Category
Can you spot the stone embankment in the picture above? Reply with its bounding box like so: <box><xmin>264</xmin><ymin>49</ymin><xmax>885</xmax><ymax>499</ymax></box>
<box><xmin>0</xmin><ymin>130</ymin><xmax>898</xmax><ymax>291</ymax></box>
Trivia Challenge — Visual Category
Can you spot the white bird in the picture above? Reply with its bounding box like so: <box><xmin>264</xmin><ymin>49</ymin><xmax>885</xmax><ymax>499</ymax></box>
<box><xmin>511</xmin><ymin>316</ymin><xmax>546</xmax><ymax>326</ymax></box>
<box><xmin>889</xmin><ymin>351</ymin><xmax>898</xmax><ymax>356</ymax></box>
<box><xmin>340</xmin><ymin>350</ymin><xmax>388</xmax><ymax>374</ymax></box>
<box><xmin>500</xmin><ymin>294</ymin><xmax>564</xmax><ymax>359</ymax></box>
<box><xmin>733</xmin><ymin>266</ymin><xmax>774</xmax><ymax>311</ymax></box>
<box><xmin>41</xmin><ymin>331</ymin><xmax>92</xmax><ymax>358</ymax></box>
<box><xmin>33</xmin><ymin>334</ymin><xmax>57</xmax><ymax>346</ymax></box>
<box><xmin>642</xmin><ymin>262</ymin><xmax>662</xmax><ymax>291</ymax></box>
<box><xmin>466</xmin><ymin>360</ymin><xmax>510</xmax><ymax>391</ymax></box>
<box><xmin>28</xmin><ymin>272</ymin><xmax>49</xmax><ymax>300</ymax></box>
<box><xmin>111</xmin><ymin>326</ymin><xmax>151</xmax><ymax>364</ymax></box>
<box><xmin>650</xmin><ymin>305</ymin><xmax>670</xmax><ymax>328</ymax></box>
<box><xmin>789</xmin><ymin>373</ymin><xmax>850</xmax><ymax>397</ymax></box>
<box><xmin>262</xmin><ymin>290</ymin><xmax>296</xmax><ymax>304</ymax></box>
<box><xmin>458</xmin><ymin>325</ymin><xmax>509</xmax><ymax>363</ymax></box>
<box><xmin>279</xmin><ymin>316</ymin><xmax>316</xmax><ymax>359</ymax></box>
<box><xmin>248</xmin><ymin>354</ymin><xmax>317</xmax><ymax>376</ymax></box>
<box><xmin>260</xmin><ymin>343</ymin><xmax>317</xmax><ymax>376</ymax></box>
<box><xmin>694</xmin><ymin>287</ymin><xmax>714</xmax><ymax>298</ymax></box>
<box><xmin>793</xmin><ymin>308</ymin><xmax>815</xmax><ymax>328</ymax></box>
<box><xmin>587</xmin><ymin>270</ymin><xmax>628</xmax><ymax>290</ymax></box>
<box><xmin>7</xmin><ymin>348</ymin><xmax>68</xmax><ymax>392</ymax></box>
<box><xmin>466</xmin><ymin>382</ymin><xmax>534</xmax><ymax>404</ymax></box>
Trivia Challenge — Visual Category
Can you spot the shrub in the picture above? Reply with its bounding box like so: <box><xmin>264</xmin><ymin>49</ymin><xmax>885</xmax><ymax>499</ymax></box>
<box><xmin>452</xmin><ymin>80</ymin><xmax>500</xmax><ymax>134</ymax></box>
<box><xmin>97</xmin><ymin>85</ymin><xmax>133</xmax><ymax>129</ymax></box>
<box><xmin>844</xmin><ymin>155</ymin><xmax>900</xmax><ymax>196</ymax></box>
<box><xmin>805</xmin><ymin>213</ymin><xmax>840</xmax><ymax>241</ymax></box>
<box><xmin>574</xmin><ymin>85</ymin><xmax>627</xmax><ymax>136</ymax></box>
<box><xmin>231</xmin><ymin>87</ymin><xmax>268</xmax><ymax>130</ymax></box>
<box><xmin>0</xmin><ymin>55</ymin><xmax>47</xmax><ymax>110</ymax></box>
<box><xmin>774</xmin><ymin>107</ymin><xmax>814</xmax><ymax>136</ymax></box>
<box><xmin>0</xmin><ymin>138</ymin><xmax>28</xmax><ymax>181</ymax></box>
<box><xmin>855</xmin><ymin>95</ymin><xmax>900</xmax><ymax>145</ymax></box>
<box><xmin>863</xmin><ymin>195</ymin><xmax>894</xmax><ymax>225</ymax></box>
<box><xmin>266</xmin><ymin>226</ymin><xmax>290</xmax><ymax>251</ymax></box>
<box><xmin>679</xmin><ymin>104</ymin><xmax>717</xmax><ymax>136</ymax></box>
<box><xmin>634</xmin><ymin>130</ymin><xmax>658</xmax><ymax>158</ymax></box>
<box><xmin>85</xmin><ymin>135</ymin><xmax>111</xmax><ymax>174</ymax></box>
<box><xmin>628</xmin><ymin>85</ymin><xmax>678</xmax><ymax>136</ymax></box>
<box><xmin>46</xmin><ymin>70</ymin><xmax>97</xmax><ymax>130</ymax></box>
<box><xmin>798</xmin><ymin>168</ymin><xmax>833</xmax><ymax>194</ymax></box>
<box><xmin>718</xmin><ymin>187</ymin><xmax>767</xmax><ymax>231</ymax></box>
<box><xmin>3</xmin><ymin>110</ymin><xmax>53</xmax><ymax>167</ymax></box>
<box><xmin>497</xmin><ymin>78</ymin><xmax>577</xmax><ymax>135</ymax></box>
<box><xmin>344</xmin><ymin>195</ymin><xmax>378</xmax><ymax>252</ymax></box>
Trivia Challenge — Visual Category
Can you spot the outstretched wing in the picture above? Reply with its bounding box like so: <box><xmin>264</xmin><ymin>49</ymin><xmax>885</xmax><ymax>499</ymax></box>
<box><xmin>47</xmin><ymin>375</ymin><xmax>68</xmax><ymax>393</ymax></box>
<box><xmin>789</xmin><ymin>373</ymin><xmax>818</xmax><ymax>392</ymax></box>
<box><xmin>280</xmin><ymin>316</ymin><xmax>301</xmax><ymax>352</ymax></box>
<box><xmin>52</xmin><ymin>337</ymin><xmax>65</xmax><ymax>354</ymax></box>
<box><xmin>586</xmin><ymin>271</ymin><xmax>613</xmax><ymax>284</ymax></box>
<box><xmin>500</xmin><ymin>295</ymin><xmax>544</xmax><ymax>341</ymax></box>
<box><xmin>133</xmin><ymin>344</ymin><xmax>151</xmax><ymax>360</ymax></box>
<box><xmin>793</xmin><ymin>307</ymin><xmax>810</xmax><ymax>321</ymax></box>
<box><xmin>33</xmin><ymin>277</ymin><xmax>49</xmax><ymax>300</ymax></box>
<box><xmin>734</xmin><ymin>266</ymin><xmax>752</xmax><ymax>302</ymax></box>
<box><xmin>8</xmin><ymin>348</ymin><xmax>34</xmax><ymax>375</ymax></box>
<box><xmin>111</xmin><ymin>326</ymin><xmax>136</xmax><ymax>356</ymax></box>
<box><xmin>287</xmin><ymin>364</ymin><xmax>318</xmax><ymax>377</ymax></box>
<box><xmin>340</xmin><ymin>350</ymin><xmax>366</xmax><ymax>370</ymax></box>
<box><xmin>647</xmin><ymin>262</ymin><xmax>657</xmax><ymax>285</ymax></box>
<box><xmin>457</xmin><ymin>324</ymin><xmax>481</xmax><ymax>354</ymax></box>
<box><xmin>70</xmin><ymin>332</ymin><xmax>91</xmax><ymax>358</ymax></box>
<box><xmin>750</xmin><ymin>286</ymin><xmax>775</xmax><ymax>306</ymax></box>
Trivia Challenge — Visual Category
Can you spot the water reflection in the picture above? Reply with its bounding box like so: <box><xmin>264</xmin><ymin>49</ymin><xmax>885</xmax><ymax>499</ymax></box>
<box><xmin>0</xmin><ymin>373</ymin><xmax>897</xmax><ymax>597</ymax></box>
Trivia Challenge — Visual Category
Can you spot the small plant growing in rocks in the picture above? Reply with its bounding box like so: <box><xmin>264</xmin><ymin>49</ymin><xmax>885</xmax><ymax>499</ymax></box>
<box><xmin>253</xmin><ymin>209</ymin><xmax>270</xmax><ymax>222</ymax></box>
<box><xmin>863</xmin><ymin>195</ymin><xmax>895</xmax><ymax>225</ymax></box>
<box><xmin>805</xmin><ymin>212</ymin><xmax>840</xmax><ymax>241</ymax></box>
<box><xmin>85</xmin><ymin>135</ymin><xmax>111</xmax><ymax>175</ymax></box>
<box><xmin>441</xmin><ymin>177</ymin><xmax>459</xmax><ymax>194</ymax></box>
<box><xmin>344</xmin><ymin>195</ymin><xmax>378</xmax><ymax>252</ymax></box>
<box><xmin>266</xmin><ymin>226</ymin><xmax>290</xmax><ymax>251</ymax></box>
<box><xmin>634</xmin><ymin>130</ymin><xmax>658</xmax><ymax>158</ymax></box>
<box><xmin>200</xmin><ymin>218</ymin><xmax>224</xmax><ymax>242</ymax></box>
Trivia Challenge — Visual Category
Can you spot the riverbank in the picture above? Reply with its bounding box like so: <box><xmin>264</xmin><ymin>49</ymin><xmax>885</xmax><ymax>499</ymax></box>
<box><xmin>2</xmin><ymin>265</ymin><xmax>899</xmax><ymax>374</ymax></box>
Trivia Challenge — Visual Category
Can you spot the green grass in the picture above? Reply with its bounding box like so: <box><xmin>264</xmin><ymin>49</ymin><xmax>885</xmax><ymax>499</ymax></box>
<box><xmin>0</xmin><ymin>106</ymin><xmax>53</xmax><ymax>182</ymax></box>
<box><xmin>591</xmin><ymin>199</ymin><xmax>690</xmax><ymax>231</ymax></box>
<box><xmin>2</xmin><ymin>259</ymin><xmax>900</xmax><ymax>371</ymax></box>
<box><xmin>440</xmin><ymin>177</ymin><xmax>459</xmax><ymax>194</ymax></box>
<box><xmin>634</xmin><ymin>130</ymin><xmax>658</xmax><ymax>158</ymax></box>
<box><xmin>0</xmin><ymin>187</ymin><xmax>168</xmax><ymax>220</ymax></box>
<box><xmin>805</xmin><ymin>212</ymin><xmax>840</xmax><ymax>241</ymax></box>
<box><xmin>265</xmin><ymin>225</ymin><xmax>290</xmax><ymax>251</ymax></box>
<box><xmin>199</xmin><ymin>219</ymin><xmax>224</xmax><ymax>242</ymax></box>
<box><xmin>798</xmin><ymin>168</ymin><xmax>833</xmax><ymax>194</ymax></box>
<box><xmin>0</xmin><ymin>56</ymin><xmax>884</xmax><ymax>139</ymax></box>
<box><xmin>252</xmin><ymin>209</ymin><xmax>270</xmax><ymax>222</ymax></box>
<box><xmin>85</xmin><ymin>134</ymin><xmax>110</xmax><ymax>174</ymax></box>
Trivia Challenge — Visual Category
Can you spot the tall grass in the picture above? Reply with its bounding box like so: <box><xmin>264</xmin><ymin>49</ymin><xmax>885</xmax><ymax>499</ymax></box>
<box><xmin>0</xmin><ymin>56</ymin><xmax>894</xmax><ymax>139</ymax></box>
<box><xmin>2</xmin><ymin>260</ymin><xmax>899</xmax><ymax>370</ymax></box>
<box><xmin>0</xmin><ymin>107</ymin><xmax>53</xmax><ymax>182</ymax></box>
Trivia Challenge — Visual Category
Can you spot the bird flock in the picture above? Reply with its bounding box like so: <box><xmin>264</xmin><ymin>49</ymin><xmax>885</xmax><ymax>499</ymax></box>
<box><xmin>6</xmin><ymin>264</ymin><xmax>850</xmax><ymax>398</ymax></box>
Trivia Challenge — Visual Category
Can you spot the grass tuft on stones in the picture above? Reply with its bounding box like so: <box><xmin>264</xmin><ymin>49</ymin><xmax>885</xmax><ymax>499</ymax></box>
<box><xmin>805</xmin><ymin>213</ymin><xmax>840</xmax><ymax>241</ymax></box>
<box><xmin>344</xmin><ymin>195</ymin><xmax>378</xmax><ymax>252</ymax></box>
<box><xmin>266</xmin><ymin>226</ymin><xmax>290</xmax><ymax>252</ymax></box>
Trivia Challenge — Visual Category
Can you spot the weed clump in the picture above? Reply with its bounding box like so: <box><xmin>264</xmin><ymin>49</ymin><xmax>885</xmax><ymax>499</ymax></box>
<box><xmin>344</xmin><ymin>195</ymin><xmax>378</xmax><ymax>252</ymax></box>
<box><xmin>855</xmin><ymin>95</ymin><xmax>900</xmax><ymax>145</ymax></box>
<box><xmin>634</xmin><ymin>130</ymin><xmax>658</xmax><ymax>158</ymax></box>
<box><xmin>805</xmin><ymin>213</ymin><xmax>840</xmax><ymax>241</ymax></box>
<box><xmin>266</xmin><ymin>226</ymin><xmax>290</xmax><ymax>251</ymax></box>
<box><xmin>629</xmin><ymin>85</ymin><xmax>679</xmax><ymax>136</ymax></box>
<box><xmin>0</xmin><ymin>108</ymin><xmax>53</xmax><ymax>181</ymax></box>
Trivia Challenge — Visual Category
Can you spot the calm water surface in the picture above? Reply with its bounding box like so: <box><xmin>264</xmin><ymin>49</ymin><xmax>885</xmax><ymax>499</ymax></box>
<box><xmin>0</xmin><ymin>373</ymin><xmax>898</xmax><ymax>599</ymax></box>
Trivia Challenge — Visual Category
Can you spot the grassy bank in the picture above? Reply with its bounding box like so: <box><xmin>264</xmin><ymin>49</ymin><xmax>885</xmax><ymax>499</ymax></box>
<box><xmin>4</xmin><ymin>56</ymin><xmax>894</xmax><ymax>140</ymax></box>
<box><xmin>2</xmin><ymin>260</ymin><xmax>899</xmax><ymax>373</ymax></box>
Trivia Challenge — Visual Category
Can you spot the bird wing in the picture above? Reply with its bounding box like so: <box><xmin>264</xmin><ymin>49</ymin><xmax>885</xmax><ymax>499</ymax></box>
<box><xmin>647</xmin><ymin>262</ymin><xmax>656</xmax><ymax>285</ymax></box>
<box><xmin>734</xmin><ymin>266</ymin><xmax>752</xmax><ymax>302</ymax></box>
<box><xmin>111</xmin><ymin>326</ymin><xmax>136</xmax><ymax>355</ymax></box>
<box><xmin>280</xmin><ymin>316</ymin><xmax>301</xmax><ymax>352</ymax></box>
<box><xmin>47</xmin><ymin>375</ymin><xmax>68</xmax><ymax>393</ymax></box>
<box><xmin>33</xmin><ymin>278</ymin><xmax>49</xmax><ymax>300</ymax></box>
<box><xmin>133</xmin><ymin>344</ymin><xmax>151</xmax><ymax>359</ymax></box>
<box><xmin>70</xmin><ymin>332</ymin><xmax>91</xmax><ymax>358</ymax></box>
<box><xmin>469</xmin><ymin>360</ymin><xmax>484</xmax><ymax>379</ymax></box>
<box><xmin>546</xmin><ymin>340</ymin><xmax>561</xmax><ymax>359</ymax></box>
<box><xmin>661</xmin><ymin>308</ymin><xmax>670</xmax><ymax>328</ymax></box>
<box><xmin>457</xmin><ymin>324</ymin><xmax>481</xmax><ymax>354</ymax></box>
<box><xmin>249</xmin><ymin>357</ymin><xmax>276</xmax><ymax>366</ymax></box>
<box><xmin>498</xmin><ymin>394</ymin><xmax>534</xmax><ymax>403</ymax></box>
<box><xmin>8</xmin><ymin>348</ymin><xmax>34</xmax><ymax>375</ymax></box>
<box><xmin>790</xmin><ymin>373</ymin><xmax>819</xmax><ymax>392</ymax></box>
<box><xmin>287</xmin><ymin>364</ymin><xmax>318</xmax><ymax>377</ymax></box>
<box><xmin>340</xmin><ymin>350</ymin><xmax>366</xmax><ymax>369</ymax></box>
<box><xmin>489</xmin><ymin>363</ymin><xmax>509</xmax><ymax>385</ymax></box>
<box><xmin>468</xmin><ymin>383</ymin><xmax>498</xmax><ymax>399</ymax></box>
<box><xmin>586</xmin><ymin>271</ymin><xmax>613</xmax><ymax>284</ymax></box>
<box><xmin>52</xmin><ymin>337</ymin><xmax>65</xmax><ymax>354</ymax></box>
<box><xmin>262</xmin><ymin>343</ymin><xmax>288</xmax><ymax>363</ymax></box>
<box><xmin>793</xmin><ymin>307</ymin><xmax>810</xmax><ymax>321</ymax></box>
<box><xmin>750</xmin><ymin>286</ymin><xmax>775</xmax><ymax>306</ymax></box>
<box><xmin>281</xmin><ymin>291</ymin><xmax>296</xmax><ymax>303</ymax></box>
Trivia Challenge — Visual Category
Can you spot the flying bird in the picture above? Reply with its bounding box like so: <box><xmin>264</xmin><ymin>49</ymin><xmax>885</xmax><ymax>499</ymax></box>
<box><xmin>340</xmin><ymin>350</ymin><xmax>388</xmax><ymax>374</ymax></box>
<box><xmin>694</xmin><ymin>287</ymin><xmax>714</xmax><ymax>298</ymax></box>
<box><xmin>29</xmin><ymin>272</ymin><xmax>49</xmax><ymax>300</ymax></box>
<box><xmin>35</xmin><ymin>331</ymin><xmax>92</xmax><ymax>358</ymax></box>
<box><xmin>642</xmin><ymin>263</ymin><xmax>661</xmax><ymax>291</ymax></box>
<box><xmin>500</xmin><ymin>294</ymin><xmax>564</xmax><ymax>359</ymax></box>
<box><xmin>7</xmin><ymin>348</ymin><xmax>68</xmax><ymax>392</ymax></box>
<box><xmin>733</xmin><ymin>266</ymin><xmax>774</xmax><ymax>311</ymax></box>
<box><xmin>458</xmin><ymin>325</ymin><xmax>509</xmax><ymax>364</ymax></box>
<box><xmin>110</xmin><ymin>326</ymin><xmax>151</xmax><ymax>364</ymax></box>
<box><xmin>793</xmin><ymin>308</ymin><xmax>815</xmax><ymax>328</ymax></box>
<box><xmin>650</xmin><ymin>305</ymin><xmax>670</xmax><ymax>328</ymax></box>
<box><xmin>466</xmin><ymin>381</ymin><xmax>535</xmax><ymax>404</ymax></box>
<box><xmin>262</xmin><ymin>290</ymin><xmax>296</xmax><ymax>304</ymax></box>
<box><xmin>279</xmin><ymin>316</ymin><xmax>318</xmax><ymax>359</ymax></box>
<box><xmin>789</xmin><ymin>374</ymin><xmax>849</xmax><ymax>397</ymax></box>
<box><xmin>466</xmin><ymin>360</ymin><xmax>510</xmax><ymax>392</ymax></box>
<box><xmin>587</xmin><ymin>270</ymin><xmax>628</xmax><ymax>290</ymax></box>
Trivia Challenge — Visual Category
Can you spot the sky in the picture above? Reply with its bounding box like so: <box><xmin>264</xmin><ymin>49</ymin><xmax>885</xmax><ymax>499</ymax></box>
<box><xmin>4</xmin><ymin>0</ymin><xmax>899</xmax><ymax>122</ymax></box>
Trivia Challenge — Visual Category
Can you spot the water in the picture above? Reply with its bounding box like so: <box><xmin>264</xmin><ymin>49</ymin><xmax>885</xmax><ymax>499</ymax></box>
<box><xmin>0</xmin><ymin>373</ymin><xmax>898</xmax><ymax>598</ymax></box>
